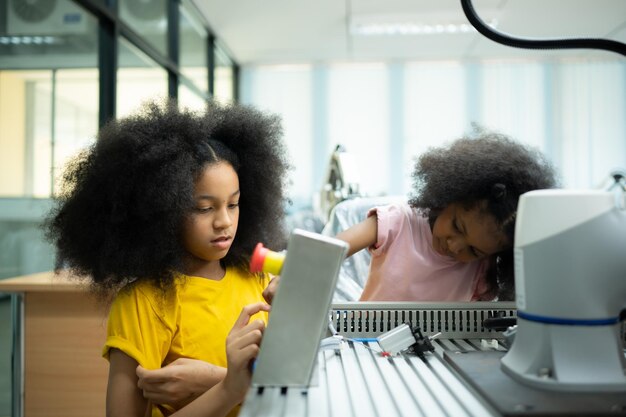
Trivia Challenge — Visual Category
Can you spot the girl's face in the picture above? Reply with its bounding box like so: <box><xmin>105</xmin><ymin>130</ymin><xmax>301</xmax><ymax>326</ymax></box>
<box><xmin>181</xmin><ymin>162</ymin><xmax>240</xmax><ymax>277</ymax></box>
<box><xmin>431</xmin><ymin>201</ymin><xmax>509</xmax><ymax>263</ymax></box>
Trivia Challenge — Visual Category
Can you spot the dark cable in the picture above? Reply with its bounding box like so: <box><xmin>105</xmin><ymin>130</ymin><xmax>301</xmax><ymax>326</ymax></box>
<box><xmin>483</xmin><ymin>316</ymin><xmax>517</xmax><ymax>331</ymax></box>
<box><xmin>460</xmin><ymin>0</ymin><xmax>626</xmax><ymax>57</ymax></box>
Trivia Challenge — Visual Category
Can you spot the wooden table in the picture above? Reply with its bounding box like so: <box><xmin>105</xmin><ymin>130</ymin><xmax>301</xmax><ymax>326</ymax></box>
<box><xmin>0</xmin><ymin>271</ymin><xmax>108</xmax><ymax>417</ymax></box>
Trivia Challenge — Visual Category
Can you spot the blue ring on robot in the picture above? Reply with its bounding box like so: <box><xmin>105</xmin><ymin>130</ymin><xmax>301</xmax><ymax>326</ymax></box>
<box><xmin>517</xmin><ymin>311</ymin><xmax>620</xmax><ymax>326</ymax></box>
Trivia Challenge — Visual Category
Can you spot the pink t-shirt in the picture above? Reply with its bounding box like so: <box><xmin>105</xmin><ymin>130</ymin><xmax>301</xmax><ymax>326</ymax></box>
<box><xmin>359</xmin><ymin>203</ymin><xmax>492</xmax><ymax>301</ymax></box>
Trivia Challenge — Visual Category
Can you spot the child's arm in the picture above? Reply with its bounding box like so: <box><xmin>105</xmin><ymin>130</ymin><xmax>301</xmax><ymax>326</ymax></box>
<box><xmin>335</xmin><ymin>214</ymin><xmax>378</xmax><ymax>257</ymax></box>
<box><xmin>262</xmin><ymin>215</ymin><xmax>378</xmax><ymax>304</ymax></box>
<box><xmin>136</xmin><ymin>358</ymin><xmax>226</xmax><ymax>409</ymax></box>
<box><xmin>170</xmin><ymin>302</ymin><xmax>270</xmax><ymax>417</ymax></box>
<box><xmin>107</xmin><ymin>349</ymin><xmax>149</xmax><ymax>417</ymax></box>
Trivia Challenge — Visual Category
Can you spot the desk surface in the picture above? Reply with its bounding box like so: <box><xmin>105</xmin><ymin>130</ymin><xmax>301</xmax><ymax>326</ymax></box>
<box><xmin>240</xmin><ymin>339</ymin><xmax>502</xmax><ymax>417</ymax></box>
<box><xmin>2</xmin><ymin>270</ymin><xmax>108</xmax><ymax>417</ymax></box>
<box><xmin>0</xmin><ymin>270</ymin><xmax>90</xmax><ymax>292</ymax></box>
<box><xmin>240</xmin><ymin>337</ymin><xmax>626</xmax><ymax>417</ymax></box>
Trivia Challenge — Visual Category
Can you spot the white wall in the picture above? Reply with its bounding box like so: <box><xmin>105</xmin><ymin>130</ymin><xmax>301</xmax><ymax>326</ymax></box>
<box><xmin>241</xmin><ymin>57</ymin><xmax>626</xmax><ymax>206</ymax></box>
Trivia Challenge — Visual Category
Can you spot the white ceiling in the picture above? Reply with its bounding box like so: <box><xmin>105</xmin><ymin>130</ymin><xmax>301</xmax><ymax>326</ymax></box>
<box><xmin>191</xmin><ymin>0</ymin><xmax>626</xmax><ymax>65</ymax></box>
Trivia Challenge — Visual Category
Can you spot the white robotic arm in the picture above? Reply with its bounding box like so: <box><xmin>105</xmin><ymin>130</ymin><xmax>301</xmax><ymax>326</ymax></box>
<box><xmin>502</xmin><ymin>189</ymin><xmax>626</xmax><ymax>391</ymax></box>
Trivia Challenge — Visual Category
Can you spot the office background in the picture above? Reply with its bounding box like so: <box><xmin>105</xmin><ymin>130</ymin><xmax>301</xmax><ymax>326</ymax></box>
<box><xmin>0</xmin><ymin>0</ymin><xmax>625</xmax><ymax>415</ymax></box>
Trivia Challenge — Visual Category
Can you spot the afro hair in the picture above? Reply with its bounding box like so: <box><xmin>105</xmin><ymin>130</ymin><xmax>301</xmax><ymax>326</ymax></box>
<box><xmin>45</xmin><ymin>99</ymin><xmax>291</xmax><ymax>297</ymax></box>
<box><xmin>408</xmin><ymin>128</ymin><xmax>558</xmax><ymax>300</ymax></box>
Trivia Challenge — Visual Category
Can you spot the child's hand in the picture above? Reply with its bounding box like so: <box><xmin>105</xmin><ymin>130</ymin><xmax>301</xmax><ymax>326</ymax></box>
<box><xmin>262</xmin><ymin>275</ymin><xmax>280</xmax><ymax>304</ymax></box>
<box><xmin>136</xmin><ymin>358</ymin><xmax>225</xmax><ymax>409</ymax></box>
<box><xmin>223</xmin><ymin>302</ymin><xmax>271</xmax><ymax>402</ymax></box>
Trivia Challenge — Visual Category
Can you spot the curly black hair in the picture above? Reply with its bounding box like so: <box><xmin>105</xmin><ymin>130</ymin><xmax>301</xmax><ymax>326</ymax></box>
<box><xmin>408</xmin><ymin>128</ymin><xmax>558</xmax><ymax>300</ymax></box>
<box><xmin>45</xmin><ymin>99</ymin><xmax>291</xmax><ymax>298</ymax></box>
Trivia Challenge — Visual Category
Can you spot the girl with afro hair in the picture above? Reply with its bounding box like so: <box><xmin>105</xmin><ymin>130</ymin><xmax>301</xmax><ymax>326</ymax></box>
<box><xmin>336</xmin><ymin>129</ymin><xmax>558</xmax><ymax>302</ymax></box>
<box><xmin>45</xmin><ymin>99</ymin><xmax>290</xmax><ymax>417</ymax></box>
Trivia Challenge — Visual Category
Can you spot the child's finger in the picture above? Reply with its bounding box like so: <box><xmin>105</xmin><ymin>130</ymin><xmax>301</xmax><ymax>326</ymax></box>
<box><xmin>232</xmin><ymin>303</ymin><xmax>270</xmax><ymax>330</ymax></box>
<box><xmin>229</xmin><ymin>325</ymin><xmax>264</xmax><ymax>350</ymax></box>
<box><xmin>136</xmin><ymin>365</ymin><xmax>170</xmax><ymax>384</ymax></box>
<box><xmin>232</xmin><ymin>344</ymin><xmax>262</xmax><ymax>368</ymax></box>
<box><xmin>262</xmin><ymin>275</ymin><xmax>281</xmax><ymax>304</ymax></box>
<box><xmin>227</xmin><ymin>320</ymin><xmax>265</xmax><ymax>352</ymax></box>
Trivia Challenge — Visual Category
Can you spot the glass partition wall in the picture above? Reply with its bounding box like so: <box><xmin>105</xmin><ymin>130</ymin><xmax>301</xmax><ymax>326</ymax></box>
<box><xmin>0</xmin><ymin>0</ymin><xmax>238</xmax><ymax>273</ymax></box>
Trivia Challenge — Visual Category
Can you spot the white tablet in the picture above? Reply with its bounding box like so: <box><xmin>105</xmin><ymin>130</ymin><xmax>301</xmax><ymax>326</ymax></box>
<box><xmin>251</xmin><ymin>229</ymin><xmax>348</xmax><ymax>387</ymax></box>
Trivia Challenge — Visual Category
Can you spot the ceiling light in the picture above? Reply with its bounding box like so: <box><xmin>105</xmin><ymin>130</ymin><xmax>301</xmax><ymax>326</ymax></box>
<box><xmin>0</xmin><ymin>36</ymin><xmax>57</xmax><ymax>45</ymax></box>
<box><xmin>350</xmin><ymin>14</ymin><xmax>498</xmax><ymax>37</ymax></box>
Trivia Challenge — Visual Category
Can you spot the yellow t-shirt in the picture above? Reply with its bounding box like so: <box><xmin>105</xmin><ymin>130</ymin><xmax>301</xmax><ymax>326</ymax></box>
<box><xmin>103</xmin><ymin>266</ymin><xmax>270</xmax><ymax>416</ymax></box>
